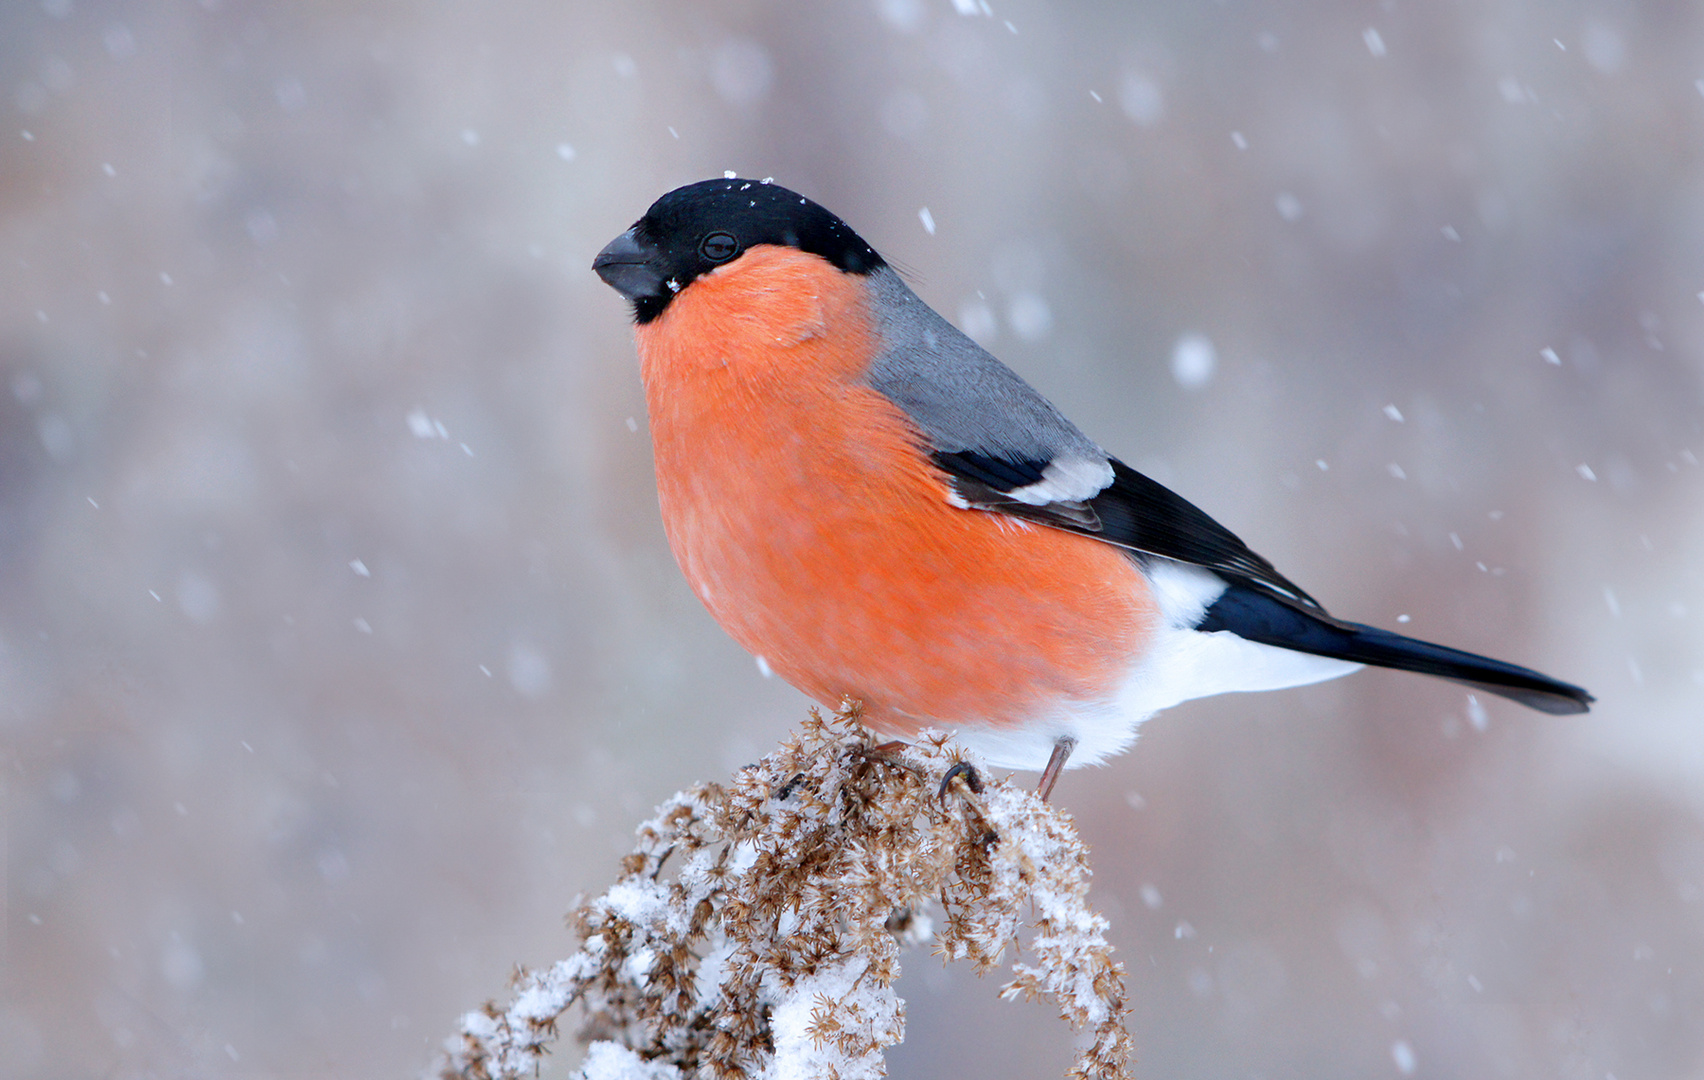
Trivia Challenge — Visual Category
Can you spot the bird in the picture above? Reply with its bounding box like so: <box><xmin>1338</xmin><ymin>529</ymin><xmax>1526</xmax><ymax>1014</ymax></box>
<box><xmin>593</xmin><ymin>177</ymin><xmax>1592</xmax><ymax>798</ymax></box>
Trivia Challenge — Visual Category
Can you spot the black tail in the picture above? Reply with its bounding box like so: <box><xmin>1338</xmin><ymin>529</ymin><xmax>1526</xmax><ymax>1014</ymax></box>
<box><xmin>1196</xmin><ymin>585</ymin><xmax>1594</xmax><ymax>715</ymax></box>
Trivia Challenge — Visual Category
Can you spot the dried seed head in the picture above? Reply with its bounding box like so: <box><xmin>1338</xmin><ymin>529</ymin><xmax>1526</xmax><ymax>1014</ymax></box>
<box><xmin>439</xmin><ymin>708</ymin><xmax>1131</xmax><ymax>1080</ymax></box>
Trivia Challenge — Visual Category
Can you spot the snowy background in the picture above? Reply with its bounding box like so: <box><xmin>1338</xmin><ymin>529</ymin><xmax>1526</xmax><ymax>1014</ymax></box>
<box><xmin>3</xmin><ymin>1</ymin><xmax>1703</xmax><ymax>1077</ymax></box>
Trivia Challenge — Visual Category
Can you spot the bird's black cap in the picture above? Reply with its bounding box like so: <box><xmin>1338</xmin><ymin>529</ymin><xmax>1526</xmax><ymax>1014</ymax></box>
<box><xmin>593</xmin><ymin>178</ymin><xmax>885</xmax><ymax>324</ymax></box>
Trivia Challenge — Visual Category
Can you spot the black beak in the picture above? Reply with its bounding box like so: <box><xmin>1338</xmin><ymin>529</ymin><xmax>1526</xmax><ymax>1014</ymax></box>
<box><xmin>593</xmin><ymin>227</ymin><xmax>666</xmax><ymax>304</ymax></box>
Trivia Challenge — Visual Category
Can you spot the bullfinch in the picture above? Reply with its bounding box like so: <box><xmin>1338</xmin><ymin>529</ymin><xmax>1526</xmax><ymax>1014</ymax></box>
<box><xmin>593</xmin><ymin>177</ymin><xmax>1592</xmax><ymax>795</ymax></box>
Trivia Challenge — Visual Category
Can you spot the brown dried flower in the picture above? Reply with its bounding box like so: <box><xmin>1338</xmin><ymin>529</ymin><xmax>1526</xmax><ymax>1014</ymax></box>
<box><xmin>439</xmin><ymin>707</ymin><xmax>1132</xmax><ymax>1080</ymax></box>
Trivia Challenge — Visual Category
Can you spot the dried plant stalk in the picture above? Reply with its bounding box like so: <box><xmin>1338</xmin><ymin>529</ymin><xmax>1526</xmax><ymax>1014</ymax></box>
<box><xmin>439</xmin><ymin>707</ymin><xmax>1132</xmax><ymax>1080</ymax></box>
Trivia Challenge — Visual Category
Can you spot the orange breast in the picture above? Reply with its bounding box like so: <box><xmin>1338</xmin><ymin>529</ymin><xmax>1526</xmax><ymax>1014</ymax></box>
<box><xmin>636</xmin><ymin>245</ymin><xmax>1157</xmax><ymax>736</ymax></box>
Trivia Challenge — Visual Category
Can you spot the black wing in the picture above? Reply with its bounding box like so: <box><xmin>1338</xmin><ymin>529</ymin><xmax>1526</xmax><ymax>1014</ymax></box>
<box><xmin>935</xmin><ymin>450</ymin><xmax>1324</xmax><ymax>610</ymax></box>
<box><xmin>932</xmin><ymin>449</ymin><xmax>1595</xmax><ymax>715</ymax></box>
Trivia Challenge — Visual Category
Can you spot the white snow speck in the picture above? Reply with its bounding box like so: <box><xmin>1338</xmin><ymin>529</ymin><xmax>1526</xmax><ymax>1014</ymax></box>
<box><xmin>353</xmin><ymin>617</ymin><xmax>372</xmax><ymax>634</ymax></box>
<box><xmin>1391</xmin><ymin>1039</ymin><xmax>1417</xmax><ymax>1076</ymax></box>
<box><xmin>1467</xmin><ymin>973</ymin><xmax>1484</xmax><ymax>991</ymax></box>
<box><xmin>612</xmin><ymin>53</ymin><xmax>637</xmax><ymax>78</ymax></box>
<box><xmin>159</xmin><ymin>271</ymin><xmax>173</xmax><ymax>285</ymax></box>
<box><xmin>508</xmin><ymin>642</ymin><xmax>553</xmax><ymax>700</ymax></box>
<box><xmin>1231</xmin><ymin>131</ymin><xmax>1247</xmax><ymax>150</ymax></box>
<box><xmin>1363</xmin><ymin>28</ymin><xmax>1386</xmax><ymax>57</ymax></box>
<box><xmin>87</xmin><ymin>496</ymin><xmax>98</xmax><ymax>508</ymax></box>
<box><xmin>625</xmin><ymin>416</ymin><xmax>639</xmax><ymax>433</ymax></box>
<box><xmin>102</xmin><ymin>162</ymin><xmax>116</xmax><ymax>177</ymax></box>
<box><xmin>37</xmin><ymin>413</ymin><xmax>72</xmax><ymax>460</ymax></box>
<box><xmin>1540</xmin><ymin>347</ymin><xmax>1561</xmax><ymax>364</ymax></box>
<box><xmin>1554</xmin><ymin>38</ymin><xmax>1566</xmax><ymax>51</ymax></box>
<box><xmin>1577</xmin><ymin>463</ymin><xmax>1597</xmax><ymax>481</ymax></box>
<box><xmin>177</xmin><ymin>571</ymin><xmax>220</xmax><ymax>625</ymax></box>
<box><xmin>1316</xmin><ymin>459</ymin><xmax>1329</xmax><ymax>470</ymax></box>
<box><xmin>958</xmin><ymin>299</ymin><xmax>997</xmax><ymax>343</ymax></box>
<box><xmin>1581</xmin><ymin>20</ymin><xmax>1625</xmax><ymax>74</ymax></box>
<box><xmin>407</xmin><ymin>409</ymin><xmax>435</xmax><ymax>438</ymax></box>
<box><xmin>667</xmin><ymin>126</ymin><xmax>679</xmax><ymax>139</ymax></box>
<box><xmin>1387</xmin><ymin>463</ymin><xmax>1407</xmax><ymax>480</ymax></box>
<box><xmin>1449</xmin><ymin>531</ymin><xmax>1463</xmax><ymax>550</ymax></box>
<box><xmin>1170</xmin><ymin>333</ymin><xmax>1217</xmax><ymax>391</ymax></box>
<box><xmin>1383</xmin><ymin>404</ymin><xmax>1404</xmax><ymax>422</ymax></box>
<box><xmin>104</xmin><ymin>23</ymin><xmax>137</xmax><ymax>58</ymax></box>
<box><xmin>711</xmin><ymin>40</ymin><xmax>773</xmax><ymax>105</ymax></box>
<box><xmin>1396</xmin><ymin>614</ymin><xmax>1410</xmax><ymax>623</ymax></box>
<box><xmin>1007</xmin><ymin>293</ymin><xmax>1052</xmax><ymax>342</ymax></box>
<box><xmin>1441</xmin><ymin>225</ymin><xmax>1461</xmax><ymax>241</ymax></box>
<box><xmin>1118</xmin><ymin>72</ymin><xmax>1164</xmax><ymax>127</ymax></box>
<box><xmin>162</xmin><ymin>938</ymin><xmax>204</xmax><ymax>989</ymax></box>
<box><xmin>1140</xmin><ymin>884</ymin><xmax>1163</xmax><ymax>909</ymax></box>
<box><xmin>918</xmin><ymin>206</ymin><xmax>935</xmax><ymax>235</ymax></box>
<box><xmin>1089</xmin><ymin>89</ymin><xmax>1102</xmax><ymax>103</ymax></box>
<box><xmin>1603</xmin><ymin>586</ymin><xmax>1620</xmax><ymax>619</ymax></box>
<box><xmin>951</xmin><ymin>0</ymin><xmax>977</xmax><ymax>13</ymax></box>
<box><xmin>755</xmin><ymin>655</ymin><xmax>773</xmax><ymax>678</ymax></box>
<box><xmin>556</xmin><ymin>142</ymin><xmax>576</xmax><ymax>161</ymax></box>
<box><xmin>875</xmin><ymin>0</ymin><xmax>925</xmax><ymax>33</ymax></box>
<box><xmin>1275</xmin><ymin>192</ymin><xmax>1303</xmax><ymax>221</ymax></box>
<box><xmin>349</xmin><ymin>559</ymin><xmax>370</xmax><ymax>578</ymax></box>
<box><xmin>479</xmin><ymin>664</ymin><xmax>492</xmax><ymax>677</ymax></box>
<box><xmin>1174</xmin><ymin>920</ymin><xmax>1196</xmax><ymax>940</ymax></box>
<box><xmin>148</xmin><ymin>589</ymin><xmax>161</xmax><ymax>601</ymax></box>
<box><xmin>1466</xmin><ymin>695</ymin><xmax>1488</xmax><ymax>733</ymax></box>
<box><xmin>1184</xmin><ymin>969</ymin><xmax>1212</xmax><ymax>999</ymax></box>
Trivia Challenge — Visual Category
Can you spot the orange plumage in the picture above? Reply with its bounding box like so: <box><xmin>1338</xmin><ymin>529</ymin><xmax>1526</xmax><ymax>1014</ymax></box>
<box><xmin>636</xmin><ymin>245</ymin><xmax>1158</xmax><ymax>738</ymax></box>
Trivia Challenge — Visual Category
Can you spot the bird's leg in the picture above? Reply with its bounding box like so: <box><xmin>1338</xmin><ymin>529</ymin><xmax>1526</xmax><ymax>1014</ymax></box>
<box><xmin>1036</xmin><ymin>737</ymin><xmax>1076</xmax><ymax>802</ymax></box>
<box><xmin>938</xmin><ymin>761</ymin><xmax>984</xmax><ymax>798</ymax></box>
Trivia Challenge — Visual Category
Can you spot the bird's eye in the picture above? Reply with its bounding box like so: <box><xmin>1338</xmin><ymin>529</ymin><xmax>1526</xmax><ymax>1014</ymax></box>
<box><xmin>699</xmin><ymin>232</ymin><xmax>738</xmax><ymax>262</ymax></box>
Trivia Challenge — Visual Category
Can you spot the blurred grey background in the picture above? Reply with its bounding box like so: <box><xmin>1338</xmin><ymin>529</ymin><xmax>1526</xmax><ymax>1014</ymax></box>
<box><xmin>3</xmin><ymin>1</ymin><xmax>1702</xmax><ymax>1077</ymax></box>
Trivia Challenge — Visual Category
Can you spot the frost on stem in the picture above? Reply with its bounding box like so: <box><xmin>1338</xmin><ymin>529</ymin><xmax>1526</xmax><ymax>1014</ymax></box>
<box><xmin>439</xmin><ymin>707</ymin><xmax>1132</xmax><ymax>1080</ymax></box>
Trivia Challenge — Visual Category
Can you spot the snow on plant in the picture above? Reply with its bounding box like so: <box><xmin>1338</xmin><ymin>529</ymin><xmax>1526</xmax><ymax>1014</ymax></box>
<box><xmin>439</xmin><ymin>707</ymin><xmax>1132</xmax><ymax>1080</ymax></box>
